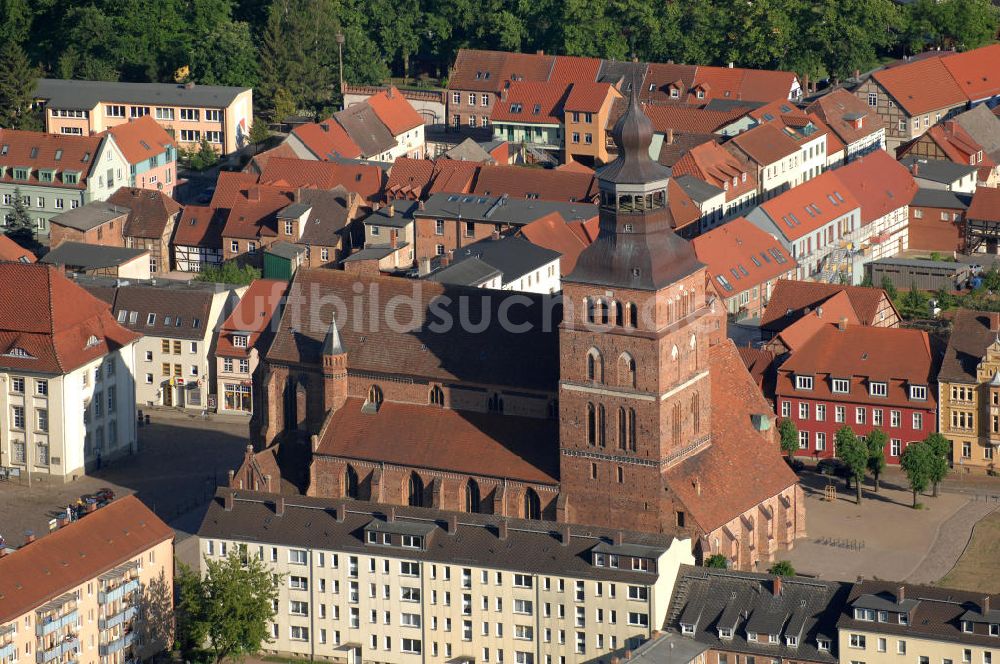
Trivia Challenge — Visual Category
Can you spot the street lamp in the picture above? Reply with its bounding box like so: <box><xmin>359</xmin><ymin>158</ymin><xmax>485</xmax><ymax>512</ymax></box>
<box><xmin>336</xmin><ymin>32</ymin><xmax>345</xmax><ymax>107</ymax></box>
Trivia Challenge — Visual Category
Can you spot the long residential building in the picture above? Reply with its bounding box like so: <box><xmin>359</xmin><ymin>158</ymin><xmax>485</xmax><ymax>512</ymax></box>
<box><xmin>36</xmin><ymin>78</ymin><xmax>253</xmax><ymax>155</ymax></box>
<box><xmin>0</xmin><ymin>264</ymin><xmax>140</xmax><ymax>480</ymax></box>
<box><xmin>198</xmin><ymin>488</ymin><xmax>694</xmax><ymax>664</ymax></box>
<box><xmin>0</xmin><ymin>496</ymin><xmax>175</xmax><ymax>664</ymax></box>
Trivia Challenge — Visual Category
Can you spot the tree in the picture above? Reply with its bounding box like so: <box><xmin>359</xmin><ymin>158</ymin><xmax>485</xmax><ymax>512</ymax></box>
<box><xmin>0</xmin><ymin>40</ymin><xmax>40</xmax><ymax>130</ymax></box>
<box><xmin>881</xmin><ymin>276</ymin><xmax>898</xmax><ymax>300</ymax></box>
<box><xmin>777</xmin><ymin>418</ymin><xmax>799</xmax><ymax>460</ymax></box>
<box><xmin>835</xmin><ymin>426</ymin><xmax>868</xmax><ymax>504</ymax></box>
<box><xmin>6</xmin><ymin>187</ymin><xmax>34</xmax><ymax>246</ymax></box>
<box><xmin>866</xmin><ymin>428</ymin><xmax>888</xmax><ymax>493</ymax></box>
<box><xmin>704</xmin><ymin>553</ymin><xmax>728</xmax><ymax>568</ymax></box>
<box><xmin>248</xmin><ymin>118</ymin><xmax>271</xmax><ymax>155</ymax></box>
<box><xmin>924</xmin><ymin>432</ymin><xmax>951</xmax><ymax>497</ymax></box>
<box><xmin>768</xmin><ymin>560</ymin><xmax>796</xmax><ymax>576</ymax></box>
<box><xmin>901</xmin><ymin>441</ymin><xmax>932</xmax><ymax>508</ymax></box>
<box><xmin>195</xmin><ymin>261</ymin><xmax>261</xmax><ymax>285</ymax></box>
<box><xmin>175</xmin><ymin>552</ymin><xmax>280</xmax><ymax>664</ymax></box>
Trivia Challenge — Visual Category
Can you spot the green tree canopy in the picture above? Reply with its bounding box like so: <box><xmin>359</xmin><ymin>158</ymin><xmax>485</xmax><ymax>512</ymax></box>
<box><xmin>901</xmin><ymin>441</ymin><xmax>933</xmax><ymax>507</ymax></box>
<box><xmin>778</xmin><ymin>418</ymin><xmax>799</xmax><ymax>460</ymax></box>
<box><xmin>176</xmin><ymin>551</ymin><xmax>281</xmax><ymax>664</ymax></box>
<box><xmin>924</xmin><ymin>432</ymin><xmax>951</xmax><ymax>496</ymax></box>
<box><xmin>836</xmin><ymin>426</ymin><xmax>868</xmax><ymax>504</ymax></box>
<box><xmin>768</xmin><ymin>560</ymin><xmax>796</xmax><ymax>576</ymax></box>
<box><xmin>195</xmin><ymin>262</ymin><xmax>261</xmax><ymax>285</ymax></box>
<box><xmin>866</xmin><ymin>428</ymin><xmax>888</xmax><ymax>492</ymax></box>
<box><xmin>704</xmin><ymin>553</ymin><xmax>728</xmax><ymax>569</ymax></box>
<box><xmin>0</xmin><ymin>40</ymin><xmax>40</xmax><ymax>130</ymax></box>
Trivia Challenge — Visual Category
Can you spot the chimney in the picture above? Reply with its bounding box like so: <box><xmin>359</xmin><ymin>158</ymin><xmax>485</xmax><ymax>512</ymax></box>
<box><xmin>335</xmin><ymin>502</ymin><xmax>346</xmax><ymax>523</ymax></box>
<box><xmin>560</xmin><ymin>523</ymin><xmax>571</xmax><ymax>546</ymax></box>
<box><xmin>838</xmin><ymin>316</ymin><xmax>848</xmax><ymax>331</ymax></box>
<box><xmin>911</xmin><ymin>162</ymin><xmax>920</xmax><ymax>177</ymax></box>
<box><xmin>441</xmin><ymin>253</ymin><xmax>451</xmax><ymax>267</ymax></box>
<box><xmin>667</xmin><ymin>128</ymin><xmax>674</xmax><ymax>145</ymax></box>
<box><xmin>985</xmin><ymin>596</ymin><xmax>992</xmax><ymax>614</ymax></box>
<box><xmin>418</xmin><ymin>256</ymin><xmax>432</xmax><ymax>277</ymax></box>
<box><xmin>447</xmin><ymin>513</ymin><xmax>458</xmax><ymax>534</ymax></box>
<box><xmin>693</xmin><ymin>477</ymin><xmax>702</xmax><ymax>496</ymax></box>
<box><xmin>418</xmin><ymin>200</ymin><xmax>425</xmax><ymax>210</ymax></box>
<box><xmin>224</xmin><ymin>491</ymin><xmax>234</xmax><ymax>512</ymax></box>
<box><xmin>275</xmin><ymin>496</ymin><xmax>285</xmax><ymax>516</ymax></box>
<box><xmin>854</xmin><ymin>69</ymin><xmax>861</xmax><ymax>80</ymax></box>
<box><xmin>773</xmin><ymin>576</ymin><xmax>783</xmax><ymax>596</ymax></box>
<box><xmin>728</xmin><ymin>62</ymin><xmax>735</xmax><ymax>68</ymax></box>
<box><xmin>227</xmin><ymin>469</ymin><xmax>236</xmax><ymax>487</ymax></box>
<box><xmin>498</xmin><ymin>518</ymin><xmax>509</xmax><ymax>540</ymax></box>
<box><xmin>816</xmin><ymin>306</ymin><xmax>823</xmax><ymax>318</ymax></box>
<box><xmin>491</xmin><ymin>230</ymin><xmax>500</xmax><ymax>241</ymax></box>
<box><xmin>898</xmin><ymin>585</ymin><xmax>906</xmax><ymax>603</ymax></box>
<box><xmin>248</xmin><ymin>186</ymin><xmax>261</xmax><ymax>202</ymax></box>
<box><xmin>321</xmin><ymin>122</ymin><xmax>329</xmax><ymax>132</ymax></box>
<box><xmin>390</xmin><ymin>231</ymin><xmax>398</xmax><ymax>249</ymax></box>
<box><xmin>311</xmin><ymin>434</ymin><xmax>320</xmax><ymax>453</ymax></box>
<box><xmin>536</xmin><ymin>50</ymin><xmax>545</xmax><ymax>56</ymax></box>
<box><xmin>388</xmin><ymin>203</ymin><xmax>395</xmax><ymax>216</ymax></box>
<box><xmin>614</xmin><ymin>529</ymin><xmax>625</xmax><ymax>546</ymax></box>
<box><xmin>387</xmin><ymin>506</ymin><xmax>396</xmax><ymax>522</ymax></box>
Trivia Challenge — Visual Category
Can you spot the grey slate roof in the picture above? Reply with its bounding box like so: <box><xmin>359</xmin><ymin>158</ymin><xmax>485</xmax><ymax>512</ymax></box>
<box><xmin>597</xmin><ymin>60</ymin><xmax>648</xmax><ymax>92</ymax></box>
<box><xmin>265</xmin><ymin>240</ymin><xmax>306</xmax><ymax>260</ymax></box>
<box><xmin>628</xmin><ymin>633</ymin><xmax>710</xmax><ymax>664</ymax></box>
<box><xmin>363</xmin><ymin>200</ymin><xmax>419</xmax><ymax>229</ymax></box>
<box><xmin>342</xmin><ymin>245</ymin><xmax>405</xmax><ymax>261</ymax></box>
<box><xmin>939</xmin><ymin>308</ymin><xmax>1000</xmax><ymax>383</ymax></box>
<box><xmin>41</xmin><ymin>242</ymin><xmax>147</xmax><ymax>270</ymax></box>
<box><xmin>429</xmin><ymin>235</ymin><xmax>559</xmax><ymax>287</ymax></box>
<box><xmin>295</xmin><ymin>188</ymin><xmax>352</xmax><ymax>248</ymax></box>
<box><xmin>443</xmin><ymin>137</ymin><xmax>494</xmax><ymax>163</ymax></box>
<box><xmin>954</xmin><ymin>103</ymin><xmax>1000</xmax><ymax>161</ymax></box>
<box><xmin>900</xmin><ymin>157</ymin><xmax>978</xmax><ymax>184</ymax></box>
<box><xmin>49</xmin><ymin>201</ymin><xmax>129</xmax><ymax>232</ymax></box>
<box><xmin>277</xmin><ymin>203</ymin><xmax>312</xmax><ymax>220</ymax></box>
<box><xmin>665</xmin><ymin>565</ymin><xmax>850</xmax><ymax>664</ymax></box>
<box><xmin>415</xmin><ymin>193</ymin><xmax>596</xmax><ymax>226</ymax></box>
<box><xmin>198</xmin><ymin>489</ymin><xmax>675</xmax><ymax>584</ymax></box>
<box><xmin>36</xmin><ymin>78</ymin><xmax>249</xmax><ymax>111</ymax></box>
<box><xmin>910</xmin><ymin>187</ymin><xmax>971</xmax><ymax>209</ymax></box>
<box><xmin>674</xmin><ymin>174</ymin><xmax>725</xmax><ymax>204</ymax></box>
<box><xmin>334</xmin><ymin>103</ymin><xmax>396</xmax><ymax>158</ymax></box>
<box><xmin>868</xmin><ymin>256</ymin><xmax>965</xmax><ymax>271</ymax></box>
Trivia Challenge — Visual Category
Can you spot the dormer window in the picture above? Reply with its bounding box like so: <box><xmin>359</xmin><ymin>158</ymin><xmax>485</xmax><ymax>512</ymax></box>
<box><xmin>832</xmin><ymin>378</ymin><xmax>850</xmax><ymax>393</ymax></box>
<box><xmin>786</xmin><ymin>636</ymin><xmax>799</xmax><ymax>647</ymax></box>
<box><xmin>511</xmin><ymin>103</ymin><xmax>522</xmax><ymax>114</ymax></box>
<box><xmin>769</xmin><ymin>634</ymin><xmax>779</xmax><ymax>644</ymax></box>
<box><xmin>855</xmin><ymin>608</ymin><xmax>875</xmax><ymax>621</ymax></box>
<box><xmin>232</xmin><ymin>334</ymin><xmax>249</xmax><ymax>348</ymax></box>
<box><xmin>870</xmin><ymin>382</ymin><xmax>887</xmax><ymax>398</ymax></box>
<box><xmin>747</xmin><ymin>632</ymin><xmax>758</xmax><ymax>641</ymax></box>
<box><xmin>681</xmin><ymin>623</ymin><xmax>695</xmax><ymax>635</ymax></box>
<box><xmin>402</xmin><ymin>535</ymin><xmax>421</xmax><ymax>548</ymax></box>
<box><xmin>697</xmin><ymin>89</ymin><xmax>706</xmax><ymax>99</ymax></box>
<box><xmin>670</xmin><ymin>88</ymin><xmax>679</xmax><ymax>98</ymax></box>
<box><xmin>963</xmin><ymin>621</ymin><xmax>974</xmax><ymax>633</ymax></box>
<box><xmin>718</xmin><ymin>628</ymin><xmax>733</xmax><ymax>639</ymax></box>
<box><xmin>818</xmin><ymin>639</ymin><xmax>831</xmax><ymax>651</ymax></box>
<box><xmin>796</xmin><ymin>375</ymin><xmax>814</xmax><ymax>390</ymax></box>
<box><xmin>899</xmin><ymin>613</ymin><xmax>909</xmax><ymax>625</ymax></box>
<box><xmin>877</xmin><ymin>610</ymin><xmax>888</xmax><ymax>622</ymax></box>
<box><xmin>910</xmin><ymin>385</ymin><xmax>927</xmax><ymax>401</ymax></box>
<box><xmin>594</xmin><ymin>553</ymin><xmax>605</xmax><ymax>567</ymax></box>
<box><xmin>366</xmin><ymin>531</ymin><xmax>376</xmax><ymax>543</ymax></box>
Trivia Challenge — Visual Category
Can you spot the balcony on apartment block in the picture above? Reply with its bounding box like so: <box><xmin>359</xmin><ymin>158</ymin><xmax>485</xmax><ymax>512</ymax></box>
<box><xmin>98</xmin><ymin>631</ymin><xmax>135</xmax><ymax>657</ymax></box>
<box><xmin>36</xmin><ymin>636</ymin><xmax>79</xmax><ymax>664</ymax></box>
<box><xmin>99</xmin><ymin>606</ymin><xmax>138</xmax><ymax>632</ymax></box>
<box><xmin>98</xmin><ymin>561</ymin><xmax>141</xmax><ymax>605</ymax></box>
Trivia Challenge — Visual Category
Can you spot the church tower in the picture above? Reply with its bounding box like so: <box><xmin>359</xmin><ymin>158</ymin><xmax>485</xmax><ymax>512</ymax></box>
<box><xmin>558</xmin><ymin>90</ymin><xmax>725</xmax><ymax>533</ymax></box>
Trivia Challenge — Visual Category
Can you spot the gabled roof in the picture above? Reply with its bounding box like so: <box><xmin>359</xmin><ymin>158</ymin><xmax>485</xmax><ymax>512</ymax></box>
<box><xmin>384</xmin><ymin>157</ymin><xmax>436</xmax><ymax>199</ymax></box>
<box><xmin>967</xmin><ymin>186</ymin><xmax>1000</xmax><ymax>224</ymax></box>
<box><xmin>107</xmin><ymin>187</ymin><xmax>181</xmax><ymax>240</ymax></box>
<box><xmin>491</xmin><ymin>81</ymin><xmax>570</xmax><ymax>125</ymax></box>
<box><xmin>691</xmin><ymin>217</ymin><xmax>797</xmax><ymax>296</ymax></box>
<box><xmin>564</xmin><ymin>81</ymin><xmax>616</xmax><ymax>113</ymax></box>
<box><xmin>441</xmin><ymin>138</ymin><xmax>495</xmax><ymax>164</ymax></box>
<box><xmin>472</xmin><ymin>165</ymin><xmax>597</xmax><ymax>202</ymax></box>
<box><xmin>295</xmin><ymin>187</ymin><xmax>354</xmax><ymax>247</ymax></box>
<box><xmin>0</xmin><ymin>129</ymin><xmax>104</xmax><ymax>190</ymax></box>
<box><xmin>0</xmin><ymin>496</ymin><xmax>172</xmax><ymax>624</ymax></box>
<box><xmin>694</xmin><ymin>65</ymin><xmax>797</xmax><ymax>104</ymax></box>
<box><xmin>432</xmin><ymin>234</ymin><xmax>560</xmax><ymax>287</ymax></box>
<box><xmin>449</xmin><ymin>49</ymin><xmax>516</xmax><ymax>92</ymax></box>
<box><xmin>939</xmin><ymin>44</ymin><xmax>1000</xmax><ymax>103</ymax></box>
<box><xmin>289</xmin><ymin>119</ymin><xmax>363</xmax><ymax>160</ymax></box>
<box><xmin>806</xmin><ymin>89</ymin><xmax>885</xmax><ymax>146</ymax></box>
<box><xmin>752</xmin><ymin>169</ymin><xmax>860</xmax><ymax>241</ymax></box>
<box><xmin>428</xmin><ymin>159</ymin><xmax>480</xmax><ymax>195</ymax></box>
<box><xmin>900</xmin><ymin>156</ymin><xmax>978</xmax><ymax>184</ymax></box>
<box><xmin>548</xmin><ymin>55</ymin><xmax>602</xmax><ymax>86</ymax></box>
<box><xmin>940</xmin><ymin>308</ymin><xmax>1000</xmax><ymax>382</ymax></box>
<box><xmin>266</xmin><ymin>268</ymin><xmax>559</xmax><ymax>392</ymax></box>
<box><xmin>0</xmin><ymin>263</ymin><xmax>140</xmax><ymax>374</ymax></box>
<box><xmin>871</xmin><ymin>57</ymin><xmax>966</xmax><ymax>116</ymax></box>
<box><xmin>103</xmin><ymin>115</ymin><xmax>173</xmax><ymax>165</ymax></box>
<box><xmin>333</xmin><ymin>102</ymin><xmax>397</xmax><ymax>158</ymax></box>
<box><xmin>0</xmin><ymin>234</ymin><xmax>34</xmax><ymax>263</ymax></box>
<box><xmin>220</xmin><ymin>181</ymin><xmax>295</xmax><ymax>241</ymax></box>
<box><xmin>172</xmin><ymin>205</ymin><xmax>222</xmax><ymax>248</ymax></box>
<box><xmin>667</xmin><ymin>178</ymin><xmax>702</xmax><ymax>233</ymax></box>
<box><xmin>760</xmin><ymin>280</ymin><xmax>895</xmax><ymax>332</ymax></box>
<box><xmin>48</xmin><ymin>201</ymin><xmax>129</xmax><ymax>233</ymax></box>
<box><xmin>918</xmin><ymin>121</ymin><xmax>994</xmax><ymax>171</ymax></box>
<box><xmin>41</xmin><ymin>242</ymin><xmax>148</xmax><ymax>271</ymax></box>
<box><xmin>954</xmin><ymin>104</ymin><xmax>1000</xmax><ymax>162</ymax></box>
<box><xmin>518</xmin><ymin>212</ymin><xmax>598</xmax><ymax>275</ymax></box>
<box><xmin>672</xmin><ymin>141</ymin><xmax>756</xmax><ymax>202</ymax></box>
<box><xmin>364</xmin><ymin>86</ymin><xmax>424</xmax><ymax>135</ymax></box>
<box><xmin>258</xmin><ymin>157</ymin><xmax>383</xmax><ymax>203</ymax></box>
<box><xmin>771</xmin><ymin>292</ymin><xmax>861</xmax><ymax>354</ymax></box>
<box><xmin>216</xmin><ymin>278</ymin><xmax>287</xmax><ymax>357</ymax></box>
<box><xmin>834</xmin><ymin>151</ymin><xmax>917</xmax><ymax>226</ymax></box>
<box><xmin>728</xmin><ymin>121</ymin><xmax>800</xmax><ymax>166</ymax></box>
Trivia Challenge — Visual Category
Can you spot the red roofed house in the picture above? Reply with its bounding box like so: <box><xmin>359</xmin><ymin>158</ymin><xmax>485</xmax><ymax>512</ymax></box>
<box><xmin>107</xmin><ymin>187</ymin><xmax>182</xmax><ymax>275</ymax></box>
<box><xmin>215</xmin><ymin>279</ymin><xmax>287</xmax><ymax>415</ymax></box>
<box><xmin>254</xmin><ymin>97</ymin><xmax>804</xmax><ymax>572</ymax></box>
<box><xmin>471</xmin><ymin>164</ymin><xmax>598</xmax><ymax>202</ymax></box>
<box><xmin>745</xmin><ymin>169</ymin><xmax>863</xmax><ymax>282</ymax></box>
<box><xmin>362</xmin><ymin>86</ymin><xmax>426</xmax><ymax>160</ymax></box>
<box><xmin>286</xmin><ymin>118</ymin><xmax>363</xmax><ymax>161</ymax></box>
<box><xmin>897</xmin><ymin>120</ymin><xmax>999</xmax><ymax>188</ymax></box>
<box><xmin>257</xmin><ymin>157</ymin><xmax>384</xmax><ymax>205</ymax></box>
<box><xmin>518</xmin><ymin>211</ymin><xmax>599</xmax><ymax>275</ymax></box>
<box><xmin>806</xmin><ymin>88</ymin><xmax>886</xmax><ymax>163</ymax></box>
<box><xmin>214</xmin><ymin>173</ymin><xmax>295</xmax><ymax>261</ymax></box>
<box><xmin>0</xmin><ymin>263</ymin><xmax>141</xmax><ymax>479</ymax></box>
<box><xmin>965</xmin><ymin>186</ymin><xmax>1000</xmax><ymax>254</ymax></box>
<box><xmin>775</xmin><ymin>321</ymin><xmax>936</xmax><ymax>464</ymax></box>
<box><xmin>672</xmin><ymin>140</ymin><xmax>758</xmax><ymax>221</ymax></box>
<box><xmin>834</xmin><ymin>150</ymin><xmax>918</xmax><ymax>262</ymax></box>
<box><xmin>760</xmin><ymin>279</ymin><xmax>901</xmax><ymax>340</ymax></box>
<box><xmin>691</xmin><ymin>217</ymin><xmax>797</xmax><ymax>320</ymax></box>
<box><xmin>563</xmin><ymin>82</ymin><xmax>622</xmax><ymax>167</ymax></box>
<box><xmin>490</xmin><ymin>81</ymin><xmax>571</xmax><ymax>161</ymax></box>
<box><xmin>727</xmin><ymin>121</ymin><xmax>806</xmax><ymax>199</ymax></box>
<box><xmin>172</xmin><ymin>205</ymin><xmax>223</xmax><ymax>272</ymax></box>
<box><xmin>104</xmin><ymin>115</ymin><xmax>177</xmax><ymax>196</ymax></box>
<box><xmin>446</xmin><ymin>49</ymin><xmax>557</xmax><ymax>132</ymax></box>
<box><xmin>0</xmin><ymin>496</ymin><xmax>174</xmax><ymax>661</ymax></box>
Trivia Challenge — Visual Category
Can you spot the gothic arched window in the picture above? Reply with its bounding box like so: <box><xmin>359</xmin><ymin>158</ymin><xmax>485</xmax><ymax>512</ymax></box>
<box><xmin>613</xmin><ymin>300</ymin><xmax>623</xmax><ymax>326</ymax></box>
<box><xmin>619</xmin><ymin>352</ymin><xmax>636</xmax><ymax>388</ymax></box>
<box><xmin>430</xmin><ymin>385</ymin><xmax>444</xmax><ymax>406</ymax></box>
<box><xmin>407</xmin><ymin>473</ymin><xmax>424</xmax><ymax>507</ymax></box>
<box><xmin>345</xmin><ymin>465</ymin><xmax>359</xmax><ymax>499</ymax></box>
<box><xmin>626</xmin><ymin>302</ymin><xmax>638</xmax><ymax>328</ymax></box>
<box><xmin>587</xmin><ymin>403</ymin><xmax>597</xmax><ymax>446</ymax></box>
<box><xmin>465</xmin><ymin>479</ymin><xmax>481</xmax><ymax>513</ymax></box>
<box><xmin>524</xmin><ymin>489</ymin><xmax>541</xmax><ymax>520</ymax></box>
<box><xmin>598</xmin><ymin>404</ymin><xmax>606</xmax><ymax>447</ymax></box>
<box><xmin>587</xmin><ymin>348</ymin><xmax>603</xmax><ymax>383</ymax></box>
<box><xmin>367</xmin><ymin>384</ymin><xmax>383</xmax><ymax>409</ymax></box>
<box><xmin>692</xmin><ymin>392</ymin><xmax>701</xmax><ymax>435</ymax></box>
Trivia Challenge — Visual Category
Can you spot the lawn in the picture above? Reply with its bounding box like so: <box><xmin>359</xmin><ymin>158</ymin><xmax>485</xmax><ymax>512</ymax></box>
<box><xmin>937</xmin><ymin>510</ymin><xmax>1000</xmax><ymax>593</ymax></box>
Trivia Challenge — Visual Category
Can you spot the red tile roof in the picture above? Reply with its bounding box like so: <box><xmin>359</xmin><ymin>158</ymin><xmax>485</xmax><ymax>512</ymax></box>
<box><xmin>210</xmin><ymin>171</ymin><xmax>259</xmax><ymax>209</ymax></box>
<box><xmin>641</xmin><ymin>63</ymin><xmax>697</xmax><ymax>103</ymax></box>
<box><xmin>245</xmin><ymin>141</ymin><xmax>299</xmax><ymax>175</ymax></box>
<box><xmin>728</xmin><ymin>121</ymin><xmax>800</xmax><ymax>166</ymax></box>
<box><xmin>691</xmin><ymin>217</ymin><xmax>797</xmax><ymax>296</ymax></box>
<box><xmin>518</xmin><ymin>211</ymin><xmax>599</xmax><ymax>275</ymax></box>
<box><xmin>642</xmin><ymin>104</ymin><xmax>744</xmax><ymax>134</ymax></box>
<box><xmin>365</xmin><ymin>86</ymin><xmax>424</xmax><ymax>135</ymax></box>
<box><xmin>448</xmin><ymin>49</ymin><xmax>520</xmax><ymax>92</ymax></box>
<box><xmin>757</xmin><ymin>169</ymin><xmax>860</xmax><ymax>241</ymax></box>
<box><xmin>290</xmin><ymin>118</ymin><xmax>363</xmax><ymax>160</ymax></box>
<box><xmin>548</xmin><ymin>55</ymin><xmax>601</xmax><ymax>86</ymax></box>
<box><xmin>834</xmin><ymin>150</ymin><xmax>917</xmax><ymax>226</ymax></box>
<box><xmin>258</xmin><ymin>157</ymin><xmax>384</xmax><ymax>203</ymax></box>
<box><xmin>0</xmin><ymin>263</ymin><xmax>140</xmax><ymax>374</ymax></box>
<box><xmin>666</xmin><ymin>178</ymin><xmax>702</xmax><ymax>232</ymax></box>
<box><xmin>664</xmin><ymin>341</ymin><xmax>799</xmax><ymax>532</ymax></box>
<box><xmin>216</xmin><ymin>278</ymin><xmax>288</xmax><ymax>357</ymax></box>
<box><xmin>0</xmin><ymin>496</ymin><xmax>173</xmax><ymax>624</ymax></box>
<box><xmin>871</xmin><ymin>57</ymin><xmax>967</xmax><ymax>116</ymax></box>
<box><xmin>697</xmin><ymin>65</ymin><xmax>798</xmax><ymax>104</ymax></box>
<box><xmin>760</xmin><ymin>279</ymin><xmax>896</xmax><ymax>331</ymax></box>
<box><xmin>428</xmin><ymin>159</ymin><xmax>479</xmax><ymax>195</ymax></box>
<box><xmin>967</xmin><ymin>186</ymin><xmax>1000</xmax><ymax>223</ymax></box>
<box><xmin>939</xmin><ymin>44</ymin><xmax>1000</xmax><ymax>103</ymax></box>
<box><xmin>806</xmin><ymin>89</ymin><xmax>885</xmax><ymax>147</ymax></box>
<box><xmin>103</xmin><ymin>115</ymin><xmax>173</xmax><ymax>165</ymax></box>
<box><xmin>107</xmin><ymin>187</ymin><xmax>181</xmax><ymax>239</ymax></box>
<box><xmin>771</xmin><ymin>291</ymin><xmax>861</xmax><ymax>353</ymax></box>
<box><xmin>491</xmin><ymin>81</ymin><xmax>570</xmax><ymax>124</ymax></box>
<box><xmin>385</xmin><ymin>157</ymin><xmax>435</xmax><ymax>200</ymax></box>
<box><xmin>776</xmin><ymin>322</ymin><xmax>935</xmax><ymax>408</ymax></box>
<box><xmin>0</xmin><ymin>234</ymin><xmax>34</xmax><ymax>263</ymax></box>
<box><xmin>564</xmin><ymin>81</ymin><xmax>616</xmax><ymax>113</ymax></box>
<box><xmin>672</xmin><ymin>141</ymin><xmax>756</xmax><ymax>202</ymax></box>
<box><xmin>917</xmin><ymin>121</ymin><xmax>997</xmax><ymax>179</ymax></box>
<box><xmin>472</xmin><ymin>165</ymin><xmax>597</xmax><ymax>202</ymax></box>
<box><xmin>221</xmin><ymin>182</ymin><xmax>295</xmax><ymax>240</ymax></box>
<box><xmin>315</xmin><ymin>398</ymin><xmax>559</xmax><ymax>484</ymax></box>
<box><xmin>172</xmin><ymin>205</ymin><xmax>222</xmax><ymax>248</ymax></box>
<box><xmin>737</xmin><ymin>345</ymin><xmax>777</xmax><ymax>390</ymax></box>
<box><xmin>0</xmin><ymin>129</ymin><xmax>103</xmax><ymax>190</ymax></box>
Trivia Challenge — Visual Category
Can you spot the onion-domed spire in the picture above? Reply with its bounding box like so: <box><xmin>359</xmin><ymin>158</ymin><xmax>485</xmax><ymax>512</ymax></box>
<box><xmin>597</xmin><ymin>87</ymin><xmax>672</xmax><ymax>185</ymax></box>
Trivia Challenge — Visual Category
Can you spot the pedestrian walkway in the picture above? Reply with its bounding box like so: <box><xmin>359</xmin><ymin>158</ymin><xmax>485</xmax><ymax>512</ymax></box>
<box><xmin>905</xmin><ymin>500</ymin><xmax>999</xmax><ymax>584</ymax></box>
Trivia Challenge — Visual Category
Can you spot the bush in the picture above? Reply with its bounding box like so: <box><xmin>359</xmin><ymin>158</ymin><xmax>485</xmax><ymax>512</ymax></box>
<box><xmin>768</xmin><ymin>560</ymin><xmax>796</xmax><ymax>576</ymax></box>
<box><xmin>704</xmin><ymin>554</ymin><xmax>728</xmax><ymax>569</ymax></box>
<box><xmin>195</xmin><ymin>262</ymin><xmax>261</xmax><ymax>285</ymax></box>
<box><xmin>179</xmin><ymin>140</ymin><xmax>220</xmax><ymax>171</ymax></box>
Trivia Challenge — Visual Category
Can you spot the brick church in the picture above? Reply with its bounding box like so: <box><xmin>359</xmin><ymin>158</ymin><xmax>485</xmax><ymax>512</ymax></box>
<box><xmin>245</xmin><ymin>93</ymin><xmax>805</xmax><ymax>570</ymax></box>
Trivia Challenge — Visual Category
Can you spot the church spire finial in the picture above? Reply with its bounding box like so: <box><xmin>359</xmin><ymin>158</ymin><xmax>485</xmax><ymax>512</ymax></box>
<box><xmin>323</xmin><ymin>316</ymin><xmax>344</xmax><ymax>356</ymax></box>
